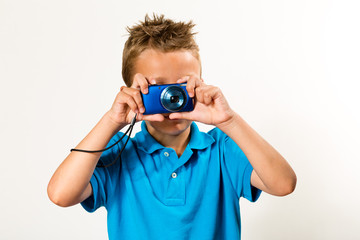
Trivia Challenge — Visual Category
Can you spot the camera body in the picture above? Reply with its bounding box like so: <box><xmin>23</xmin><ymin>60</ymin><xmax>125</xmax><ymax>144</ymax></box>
<box><xmin>141</xmin><ymin>83</ymin><xmax>194</xmax><ymax>115</ymax></box>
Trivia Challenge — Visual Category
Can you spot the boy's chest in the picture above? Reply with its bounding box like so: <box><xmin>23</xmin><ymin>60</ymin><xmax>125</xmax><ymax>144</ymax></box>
<box><xmin>120</xmin><ymin>146</ymin><xmax>222</xmax><ymax>207</ymax></box>
<box><xmin>104</xmin><ymin>144</ymin><xmax>242</xmax><ymax>240</ymax></box>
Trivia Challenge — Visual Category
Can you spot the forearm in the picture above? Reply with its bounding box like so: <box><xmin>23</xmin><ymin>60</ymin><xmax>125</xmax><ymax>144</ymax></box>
<box><xmin>217</xmin><ymin>113</ymin><xmax>296</xmax><ymax>195</ymax></box>
<box><xmin>47</xmin><ymin>111</ymin><xmax>126</xmax><ymax>207</ymax></box>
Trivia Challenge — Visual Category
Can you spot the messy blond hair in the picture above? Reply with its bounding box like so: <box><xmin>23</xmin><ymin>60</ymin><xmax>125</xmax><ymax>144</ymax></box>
<box><xmin>122</xmin><ymin>14</ymin><xmax>200</xmax><ymax>86</ymax></box>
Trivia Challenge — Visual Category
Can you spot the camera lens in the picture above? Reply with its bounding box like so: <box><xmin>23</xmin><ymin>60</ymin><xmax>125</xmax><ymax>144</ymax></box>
<box><xmin>170</xmin><ymin>96</ymin><xmax>180</xmax><ymax>103</ymax></box>
<box><xmin>160</xmin><ymin>86</ymin><xmax>187</xmax><ymax>112</ymax></box>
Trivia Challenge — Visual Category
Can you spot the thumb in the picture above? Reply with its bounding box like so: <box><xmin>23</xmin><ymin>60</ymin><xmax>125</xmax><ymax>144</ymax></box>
<box><xmin>169</xmin><ymin>112</ymin><xmax>194</xmax><ymax>121</ymax></box>
<box><xmin>141</xmin><ymin>113</ymin><xmax>165</xmax><ymax>122</ymax></box>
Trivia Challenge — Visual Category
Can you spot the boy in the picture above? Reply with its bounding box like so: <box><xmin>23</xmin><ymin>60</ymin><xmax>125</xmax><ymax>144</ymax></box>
<box><xmin>48</xmin><ymin>14</ymin><xmax>296</xmax><ymax>239</ymax></box>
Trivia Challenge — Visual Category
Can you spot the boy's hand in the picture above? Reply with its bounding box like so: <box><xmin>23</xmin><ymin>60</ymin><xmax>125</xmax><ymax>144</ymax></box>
<box><xmin>107</xmin><ymin>73</ymin><xmax>164</xmax><ymax>126</ymax></box>
<box><xmin>169</xmin><ymin>76</ymin><xmax>235</xmax><ymax>127</ymax></box>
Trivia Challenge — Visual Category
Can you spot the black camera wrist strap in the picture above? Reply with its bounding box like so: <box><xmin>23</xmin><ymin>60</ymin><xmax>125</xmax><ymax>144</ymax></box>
<box><xmin>70</xmin><ymin>114</ymin><xmax>137</xmax><ymax>168</ymax></box>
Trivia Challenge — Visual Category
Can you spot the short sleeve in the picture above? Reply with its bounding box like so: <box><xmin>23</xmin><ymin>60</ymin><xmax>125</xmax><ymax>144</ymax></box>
<box><xmin>80</xmin><ymin>133</ymin><xmax>123</xmax><ymax>212</ymax></box>
<box><xmin>223</xmin><ymin>136</ymin><xmax>261</xmax><ymax>202</ymax></box>
<box><xmin>81</xmin><ymin>170</ymin><xmax>106</xmax><ymax>212</ymax></box>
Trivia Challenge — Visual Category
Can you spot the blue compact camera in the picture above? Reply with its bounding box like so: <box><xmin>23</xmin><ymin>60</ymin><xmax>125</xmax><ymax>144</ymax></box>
<box><xmin>141</xmin><ymin>83</ymin><xmax>194</xmax><ymax>115</ymax></box>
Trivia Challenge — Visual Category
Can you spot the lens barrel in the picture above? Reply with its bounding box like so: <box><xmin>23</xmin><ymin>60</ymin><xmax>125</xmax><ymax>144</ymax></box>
<box><xmin>160</xmin><ymin>86</ymin><xmax>187</xmax><ymax>112</ymax></box>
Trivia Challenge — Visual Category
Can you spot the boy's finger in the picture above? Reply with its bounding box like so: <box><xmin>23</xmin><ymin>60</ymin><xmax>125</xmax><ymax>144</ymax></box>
<box><xmin>195</xmin><ymin>86</ymin><xmax>205</xmax><ymax>103</ymax></box>
<box><xmin>142</xmin><ymin>114</ymin><xmax>165</xmax><ymax>122</ymax></box>
<box><xmin>185</xmin><ymin>76</ymin><xmax>202</xmax><ymax>98</ymax></box>
<box><xmin>168</xmin><ymin>112</ymin><xmax>194</xmax><ymax>121</ymax></box>
<box><xmin>130</xmin><ymin>73</ymin><xmax>142</xmax><ymax>88</ymax></box>
<box><xmin>121</xmin><ymin>87</ymin><xmax>145</xmax><ymax>113</ymax></box>
<box><xmin>201</xmin><ymin>85</ymin><xmax>217</xmax><ymax>105</ymax></box>
<box><xmin>122</xmin><ymin>93</ymin><xmax>139</xmax><ymax>114</ymax></box>
<box><xmin>148</xmin><ymin>77</ymin><xmax>157</xmax><ymax>85</ymax></box>
<box><xmin>176</xmin><ymin>76</ymin><xmax>190</xmax><ymax>83</ymax></box>
<box><xmin>132</xmin><ymin>73</ymin><xmax>149</xmax><ymax>94</ymax></box>
<box><xmin>203</xmin><ymin>91</ymin><xmax>213</xmax><ymax>105</ymax></box>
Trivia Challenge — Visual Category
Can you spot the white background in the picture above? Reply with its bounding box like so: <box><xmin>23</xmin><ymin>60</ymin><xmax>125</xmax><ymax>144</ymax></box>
<box><xmin>1</xmin><ymin>0</ymin><xmax>360</xmax><ymax>239</ymax></box>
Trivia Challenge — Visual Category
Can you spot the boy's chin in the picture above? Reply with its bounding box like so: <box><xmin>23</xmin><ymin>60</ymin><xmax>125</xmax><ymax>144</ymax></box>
<box><xmin>145</xmin><ymin>118</ymin><xmax>192</xmax><ymax>136</ymax></box>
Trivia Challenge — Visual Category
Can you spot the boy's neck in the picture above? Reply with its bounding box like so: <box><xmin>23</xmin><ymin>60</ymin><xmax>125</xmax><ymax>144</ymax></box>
<box><xmin>146</xmin><ymin>124</ymin><xmax>191</xmax><ymax>157</ymax></box>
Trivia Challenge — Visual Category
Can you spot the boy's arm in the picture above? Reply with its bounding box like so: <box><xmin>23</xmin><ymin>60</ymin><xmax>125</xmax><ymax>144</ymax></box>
<box><xmin>216</xmin><ymin>114</ymin><xmax>297</xmax><ymax>196</ymax></box>
<box><xmin>170</xmin><ymin>76</ymin><xmax>297</xmax><ymax>196</ymax></box>
<box><xmin>47</xmin><ymin>112</ymin><xmax>127</xmax><ymax>207</ymax></box>
<box><xmin>47</xmin><ymin>74</ymin><xmax>164</xmax><ymax>207</ymax></box>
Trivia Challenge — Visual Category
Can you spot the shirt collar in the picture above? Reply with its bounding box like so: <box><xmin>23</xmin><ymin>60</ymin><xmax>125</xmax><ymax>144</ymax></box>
<box><xmin>135</xmin><ymin>121</ymin><xmax>214</xmax><ymax>154</ymax></box>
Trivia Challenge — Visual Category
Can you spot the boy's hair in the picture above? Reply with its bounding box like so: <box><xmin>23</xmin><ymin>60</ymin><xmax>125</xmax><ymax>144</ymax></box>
<box><xmin>122</xmin><ymin>14</ymin><xmax>200</xmax><ymax>86</ymax></box>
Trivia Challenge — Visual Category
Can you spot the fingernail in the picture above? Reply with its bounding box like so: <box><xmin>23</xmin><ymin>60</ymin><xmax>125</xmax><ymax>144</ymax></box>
<box><xmin>140</xmin><ymin>107</ymin><xmax>145</xmax><ymax>113</ymax></box>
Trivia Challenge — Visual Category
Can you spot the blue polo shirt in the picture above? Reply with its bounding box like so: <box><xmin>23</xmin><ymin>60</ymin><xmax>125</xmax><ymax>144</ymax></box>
<box><xmin>81</xmin><ymin>121</ymin><xmax>261</xmax><ymax>239</ymax></box>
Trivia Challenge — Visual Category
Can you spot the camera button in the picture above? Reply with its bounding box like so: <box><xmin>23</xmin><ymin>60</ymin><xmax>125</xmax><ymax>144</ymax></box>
<box><xmin>164</xmin><ymin>152</ymin><xmax>170</xmax><ymax>157</ymax></box>
<box><xmin>171</xmin><ymin>172</ymin><xmax>177</xmax><ymax>179</ymax></box>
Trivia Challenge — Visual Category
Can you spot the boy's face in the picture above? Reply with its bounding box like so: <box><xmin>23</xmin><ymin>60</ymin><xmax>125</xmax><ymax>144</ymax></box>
<box><xmin>133</xmin><ymin>49</ymin><xmax>201</xmax><ymax>137</ymax></box>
